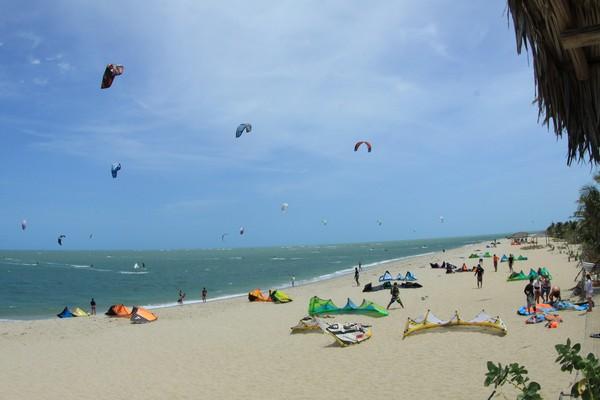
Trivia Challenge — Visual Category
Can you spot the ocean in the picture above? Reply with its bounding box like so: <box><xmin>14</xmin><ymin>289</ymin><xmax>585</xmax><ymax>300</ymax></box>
<box><xmin>0</xmin><ymin>234</ymin><xmax>500</xmax><ymax>319</ymax></box>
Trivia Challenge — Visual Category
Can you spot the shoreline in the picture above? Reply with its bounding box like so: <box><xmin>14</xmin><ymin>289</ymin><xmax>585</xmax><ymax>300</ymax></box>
<box><xmin>0</xmin><ymin>237</ymin><xmax>591</xmax><ymax>399</ymax></box>
<box><xmin>0</xmin><ymin>243</ymin><xmax>468</xmax><ymax>321</ymax></box>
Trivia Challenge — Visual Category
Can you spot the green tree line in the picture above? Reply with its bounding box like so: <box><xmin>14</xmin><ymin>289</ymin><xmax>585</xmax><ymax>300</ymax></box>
<box><xmin>546</xmin><ymin>172</ymin><xmax>600</xmax><ymax>262</ymax></box>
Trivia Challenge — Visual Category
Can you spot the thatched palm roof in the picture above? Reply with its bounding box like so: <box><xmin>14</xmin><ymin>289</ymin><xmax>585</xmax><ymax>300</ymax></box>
<box><xmin>507</xmin><ymin>0</ymin><xmax>600</xmax><ymax>164</ymax></box>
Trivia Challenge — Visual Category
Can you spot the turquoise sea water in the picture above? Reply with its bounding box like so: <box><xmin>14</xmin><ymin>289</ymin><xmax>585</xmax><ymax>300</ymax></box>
<box><xmin>0</xmin><ymin>234</ymin><xmax>500</xmax><ymax>319</ymax></box>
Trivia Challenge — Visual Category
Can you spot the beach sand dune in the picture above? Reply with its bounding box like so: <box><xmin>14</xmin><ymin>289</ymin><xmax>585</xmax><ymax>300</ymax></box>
<box><xmin>0</xmin><ymin>241</ymin><xmax>592</xmax><ymax>399</ymax></box>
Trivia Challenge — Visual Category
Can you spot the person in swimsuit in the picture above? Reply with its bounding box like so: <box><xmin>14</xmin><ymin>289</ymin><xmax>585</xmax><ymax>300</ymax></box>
<box><xmin>533</xmin><ymin>277</ymin><xmax>542</xmax><ymax>304</ymax></box>
<box><xmin>524</xmin><ymin>278</ymin><xmax>536</xmax><ymax>314</ymax></box>
<box><xmin>541</xmin><ymin>276</ymin><xmax>551</xmax><ymax>303</ymax></box>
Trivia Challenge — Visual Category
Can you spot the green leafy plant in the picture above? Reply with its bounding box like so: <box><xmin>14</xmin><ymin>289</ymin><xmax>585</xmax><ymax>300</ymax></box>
<box><xmin>555</xmin><ymin>339</ymin><xmax>600</xmax><ymax>399</ymax></box>
<box><xmin>484</xmin><ymin>362</ymin><xmax>541</xmax><ymax>399</ymax></box>
<box><xmin>485</xmin><ymin>339</ymin><xmax>600</xmax><ymax>399</ymax></box>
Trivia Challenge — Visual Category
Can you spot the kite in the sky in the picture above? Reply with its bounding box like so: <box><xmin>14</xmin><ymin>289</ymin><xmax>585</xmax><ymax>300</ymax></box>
<box><xmin>281</xmin><ymin>203</ymin><xmax>288</xmax><ymax>212</ymax></box>
<box><xmin>57</xmin><ymin>234</ymin><xmax>66</xmax><ymax>246</ymax></box>
<box><xmin>321</xmin><ymin>219</ymin><xmax>328</xmax><ymax>226</ymax></box>
<box><xmin>239</xmin><ymin>227</ymin><xmax>245</xmax><ymax>235</ymax></box>
<box><xmin>236</xmin><ymin>123</ymin><xmax>252</xmax><ymax>138</ymax></box>
<box><xmin>21</xmin><ymin>219</ymin><xmax>27</xmax><ymax>231</ymax></box>
<box><xmin>440</xmin><ymin>216</ymin><xmax>445</xmax><ymax>223</ymax></box>
<box><xmin>111</xmin><ymin>162</ymin><xmax>121</xmax><ymax>178</ymax></box>
<box><xmin>354</xmin><ymin>141</ymin><xmax>372</xmax><ymax>153</ymax></box>
<box><xmin>377</xmin><ymin>219</ymin><xmax>383</xmax><ymax>226</ymax></box>
<box><xmin>101</xmin><ymin>64</ymin><xmax>125</xmax><ymax>89</ymax></box>
<box><xmin>221</xmin><ymin>233</ymin><xmax>228</xmax><ymax>241</ymax></box>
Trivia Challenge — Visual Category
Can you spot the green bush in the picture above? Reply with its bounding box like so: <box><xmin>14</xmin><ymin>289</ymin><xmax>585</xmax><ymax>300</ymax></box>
<box><xmin>485</xmin><ymin>339</ymin><xmax>600</xmax><ymax>399</ymax></box>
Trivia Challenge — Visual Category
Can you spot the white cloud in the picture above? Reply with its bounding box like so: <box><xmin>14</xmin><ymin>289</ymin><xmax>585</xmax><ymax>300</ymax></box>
<box><xmin>57</xmin><ymin>61</ymin><xmax>72</xmax><ymax>72</ymax></box>
<box><xmin>17</xmin><ymin>31</ymin><xmax>42</xmax><ymax>48</ymax></box>
<box><xmin>30</xmin><ymin>58</ymin><xmax>40</xmax><ymax>65</ymax></box>
<box><xmin>32</xmin><ymin>78</ymin><xmax>48</xmax><ymax>86</ymax></box>
<box><xmin>45</xmin><ymin>53</ymin><xmax>63</xmax><ymax>61</ymax></box>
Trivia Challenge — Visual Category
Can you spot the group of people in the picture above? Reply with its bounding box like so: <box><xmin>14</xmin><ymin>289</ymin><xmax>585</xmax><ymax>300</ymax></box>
<box><xmin>523</xmin><ymin>274</ymin><xmax>562</xmax><ymax>314</ymax></box>
<box><xmin>473</xmin><ymin>254</ymin><xmax>517</xmax><ymax>288</ymax></box>
<box><xmin>352</xmin><ymin>262</ymin><xmax>402</xmax><ymax>310</ymax></box>
<box><xmin>177</xmin><ymin>287</ymin><xmax>208</xmax><ymax>304</ymax></box>
<box><xmin>524</xmin><ymin>271</ymin><xmax>595</xmax><ymax>314</ymax></box>
<box><xmin>354</xmin><ymin>252</ymin><xmax>595</xmax><ymax>316</ymax></box>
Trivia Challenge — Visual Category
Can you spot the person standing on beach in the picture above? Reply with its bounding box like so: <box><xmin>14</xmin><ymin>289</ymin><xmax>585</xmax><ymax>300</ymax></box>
<box><xmin>201</xmin><ymin>287</ymin><xmax>207</xmax><ymax>303</ymax></box>
<box><xmin>90</xmin><ymin>298</ymin><xmax>96</xmax><ymax>315</ymax></box>
<box><xmin>291</xmin><ymin>275</ymin><xmax>295</xmax><ymax>287</ymax></box>
<box><xmin>533</xmin><ymin>276</ymin><xmax>542</xmax><ymax>304</ymax></box>
<box><xmin>474</xmin><ymin>263</ymin><xmax>484</xmax><ymax>288</ymax></box>
<box><xmin>585</xmin><ymin>274</ymin><xmax>594</xmax><ymax>312</ymax></box>
<box><xmin>524</xmin><ymin>278</ymin><xmax>536</xmax><ymax>314</ymax></box>
<box><xmin>493</xmin><ymin>254</ymin><xmax>499</xmax><ymax>272</ymax></box>
<box><xmin>358</xmin><ymin>261</ymin><xmax>362</xmax><ymax>271</ymax></box>
<box><xmin>386</xmin><ymin>282</ymin><xmax>403</xmax><ymax>310</ymax></box>
<box><xmin>354</xmin><ymin>267</ymin><xmax>360</xmax><ymax>286</ymax></box>
<box><xmin>177</xmin><ymin>289</ymin><xmax>186</xmax><ymax>304</ymax></box>
<box><xmin>508</xmin><ymin>254</ymin><xmax>514</xmax><ymax>274</ymax></box>
<box><xmin>541</xmin><ymin>276</ymin><xmax>551</xmax><ymax>303</ymax></box>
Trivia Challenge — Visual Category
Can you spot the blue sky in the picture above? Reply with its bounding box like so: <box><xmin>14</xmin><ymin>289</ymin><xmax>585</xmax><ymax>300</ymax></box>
<box><xmin>0</xmin><ymin>1</ymin><xmax>596</xmax><ymax>250</ymax></box>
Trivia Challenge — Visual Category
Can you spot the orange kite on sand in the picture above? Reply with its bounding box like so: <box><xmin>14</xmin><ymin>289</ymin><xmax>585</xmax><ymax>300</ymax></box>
<box><xmin>248</xmin><ymin>289</ymin><xmax>272</xmax><ymax>302</ymax></box>
<box><xmin>105</xmin><ymin>304</ymin><xmax>131</xmax><ymax>317</ymax></box>
<box><xmin>130</xmin><ymin>306</ymin><xmax>157</xmax><ymax>323</ymax></box>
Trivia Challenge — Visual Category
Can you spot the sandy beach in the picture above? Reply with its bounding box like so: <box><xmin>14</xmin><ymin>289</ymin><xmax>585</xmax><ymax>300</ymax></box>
<box><xmin>0</xmin><ymin>239</ymin><xmax>594</xmax><ymax>400</ymax></box>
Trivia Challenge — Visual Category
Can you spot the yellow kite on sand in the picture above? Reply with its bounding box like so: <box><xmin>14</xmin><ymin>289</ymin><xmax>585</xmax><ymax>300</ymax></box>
<box><xmin>71</xmin><ymin>307</ymin><xmax>90</xmax><ymax>317</ymax></box>
<box><xmin>403</xmin><ymin>310</ymin><xmax>507</xmax><ymax>338</ymax></box>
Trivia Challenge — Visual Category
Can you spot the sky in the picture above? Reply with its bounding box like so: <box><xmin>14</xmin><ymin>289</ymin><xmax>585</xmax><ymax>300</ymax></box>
<box><xmin>0</xmin><ymin>1</ymin><xmax>597</xmax><ymax>250</ymax></box>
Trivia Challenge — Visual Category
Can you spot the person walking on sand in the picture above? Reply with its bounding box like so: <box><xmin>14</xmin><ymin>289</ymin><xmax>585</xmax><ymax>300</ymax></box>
<box><xmin>474</xmin><ymin>263</ymin><xmax>484</xmax><ymax>288</ymax></box>
<box><xmin>177</xmin><ymin>289</ymin><xmax>186</xmax><ymax>304</ymax></box>
<box><xmin>354</xmin><ymin>267</ymin><xmax>360</xmax><ymax>286</ymax></box>
<box><xmin>90</xmin><ymin>298</ymin><xmax>96</xmax><ymax>315</ymax></box>
<box><xmin>201</xmin><ymin>287</ymin><xmax>207</xmax><ymax>303</ymax></box>
<box><xmin>585</xmin><ymin>274</ymin><xmax>594</xmax><ymax>312</ymax></box>
<box><xmin>508</xmin><ymin>254</ymin><xmax>515</xmax><ymax>274</ymax></box>
<box><xmin>493</xmin><ymin>254</ymin><xmax>499</xmax><ymax>272</ymax></box>
<box><xmin>524</xmin><ymin>278</ymin><xmax>536</xmax><ymax>314</ymax></box>
<box><xmin>386</xmin><ymin>282</ymin><xmax>404</xmax><ymax>310</ymax></box>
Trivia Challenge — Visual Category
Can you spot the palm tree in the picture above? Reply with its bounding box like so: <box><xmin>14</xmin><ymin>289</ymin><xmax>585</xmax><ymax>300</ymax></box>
<box><xmin>575</xmin><ymin>173</ymin><xmax>600</xmax><ymax>261</ymax></box>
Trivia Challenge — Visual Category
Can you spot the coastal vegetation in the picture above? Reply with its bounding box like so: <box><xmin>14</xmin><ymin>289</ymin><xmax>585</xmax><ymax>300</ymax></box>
<box><xmin>546</xmin><ymin>172</ymin><xmax>600</xmax><ymax>262</ymax></box>
<box><xmin>485</xmin><ymin>339</ymin><xmax>600</xmax><ymax>399</ymax></box>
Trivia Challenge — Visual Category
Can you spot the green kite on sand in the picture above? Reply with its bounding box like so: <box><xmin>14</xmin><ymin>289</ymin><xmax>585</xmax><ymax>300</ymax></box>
<box><xmin>507</xmin><ymin>271</ymin><xmax>528</xmax><ymax>281</ymax></box>
<box><xmin>308</xmin><ymin>296</ymin><xmax>388</xmax><ymax>317</ymax></box>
